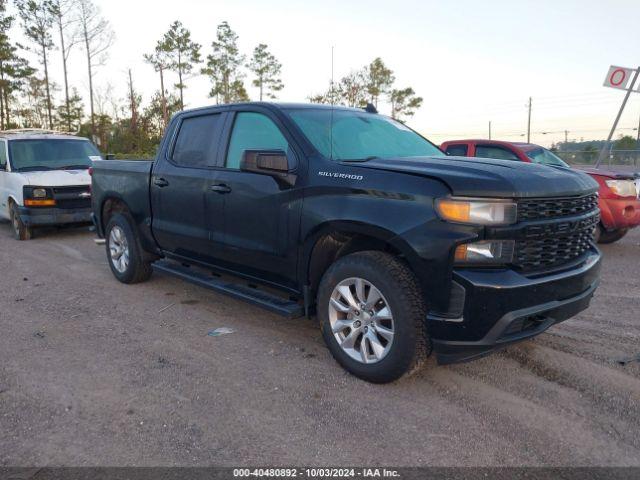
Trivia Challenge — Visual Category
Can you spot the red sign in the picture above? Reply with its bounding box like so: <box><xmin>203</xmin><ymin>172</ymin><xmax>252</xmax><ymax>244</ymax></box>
<box><xmin>603</xmin><ymin>65</ymin><xmax>637</xmax><ymax>91</ymax></box>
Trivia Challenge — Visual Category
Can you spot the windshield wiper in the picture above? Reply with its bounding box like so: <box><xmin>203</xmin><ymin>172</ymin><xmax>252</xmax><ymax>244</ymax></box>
<box><xmin>59</xmin><ymin>165</ymin><xmax>90</xmax><ymax>170</ymax></box>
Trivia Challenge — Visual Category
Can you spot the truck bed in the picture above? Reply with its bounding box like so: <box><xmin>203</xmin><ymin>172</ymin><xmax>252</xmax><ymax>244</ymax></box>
<box><xmin>91</xmin><ymin>159</ymin><xmax>155</xmax><ymax>246</ymax></box>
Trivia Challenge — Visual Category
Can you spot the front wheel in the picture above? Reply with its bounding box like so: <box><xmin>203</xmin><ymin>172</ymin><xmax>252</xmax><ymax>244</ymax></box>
<box><xmin>105</xmin><ymin>213</ymin><xmax>152</xmax><ymax>284</ymax></box>
<box><xmin>10</xmin><ymin>203</ymin><xmax>32</xmax><ymax>241</ymax></box>
<box><xmin>596</xmin><ymin>224</ymin><xmax>628</xmax><ymax>244</ymax></box>
<box><xmin>317</xmin><ymin>251</ymin><xmax>431</xmax><ymax>383</ymax></box>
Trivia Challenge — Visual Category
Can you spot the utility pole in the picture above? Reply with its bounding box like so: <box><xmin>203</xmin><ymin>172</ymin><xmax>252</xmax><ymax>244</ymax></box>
<box><xmin>597</xmin><ymin>66</ymin><xmax>640</xmax><ymax>168</ymax></box>
<box><xmin>564</xmin><ymin>130</ymin><xmax>569</xmax><ymax>144</ymax></box>
<box><xmin>526</xmin><ymin>97</ymin><xmax>532</xmax><ymax>143</ymax></box>
<box><xmin>489</xmin><ymin>121</ymin><xmax>492</xmax><ymax>140</ymax></box>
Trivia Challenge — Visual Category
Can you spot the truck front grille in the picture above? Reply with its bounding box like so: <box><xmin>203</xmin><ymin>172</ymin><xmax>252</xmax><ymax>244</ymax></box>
<box><xmin>518</xmin><ymin>193</ymin><xmax>599</xmax><ymax>222</ymax></box>
<box><xmin>513</xmin><ymin>196</ymin><xmax>599</xmax><ymax>273</ymax></box>
<box><xmin>52</xmin><ymin>186</ymin><xmax>91</xmax><ymax>210</ymax></box>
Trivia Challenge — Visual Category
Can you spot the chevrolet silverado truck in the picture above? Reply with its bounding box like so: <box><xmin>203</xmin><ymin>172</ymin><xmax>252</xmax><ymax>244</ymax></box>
<box><xmin>441</xmin><ymin>139</ymin><xmax>640</xmax><ymax>244</ymax></box>
<box><xmin>91</xmin><ymin>103</ymin><xmax>602</xmax><ymax>383</ymax></box>
<box><xmin>0</xmin><ymin>130</ymin><xmax>101</xmax><ymax>240</ymax></box>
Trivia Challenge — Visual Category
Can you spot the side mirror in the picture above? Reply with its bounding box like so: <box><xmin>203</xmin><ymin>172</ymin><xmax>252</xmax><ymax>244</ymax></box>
<box><xmin>240</xmin><ymin>149</ymin><xmax>296</xmax><ymax>187</ymax></box>
<box><xmin>241</xmin><ymin>150</ymin><xmax>290</xmax><ymax>174</ymax></box>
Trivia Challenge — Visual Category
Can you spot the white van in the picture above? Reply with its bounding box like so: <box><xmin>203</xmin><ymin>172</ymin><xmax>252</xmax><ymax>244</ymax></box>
<box><xmin>0</xmin><ymin>130</ymin><xmax>102</xmax><ymax>240</ymax></box>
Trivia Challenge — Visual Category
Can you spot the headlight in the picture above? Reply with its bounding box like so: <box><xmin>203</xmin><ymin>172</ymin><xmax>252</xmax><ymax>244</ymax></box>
<box><xmin>454</xmin><ymin>240</ymin><xmax>515</xmax><ymax>266</ymax></box>
<box><xmin>23</xmin><ymin>186</ymin><xmax>56</xmax><ymax>207</ymax></box>
<box><xmin>605</xmin><ymin>179</ymin><xmax>637</xmax><ymax>197</ymax></box>
<box><xmin>32</xmin><ymin>188</ymin><xmax>47</xmax><ymax>198</ymax></box>
<box><xmin>436</xmin><ymin>198</ymin><xmax>517</xmax><ymax>225</ymax></box>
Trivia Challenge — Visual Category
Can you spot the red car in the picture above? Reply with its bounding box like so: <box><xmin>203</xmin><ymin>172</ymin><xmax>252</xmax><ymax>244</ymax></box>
<box><xmin>440</xmin><ymin>140</ymin><xmax>640</xmax><ymax>243</ymax></box>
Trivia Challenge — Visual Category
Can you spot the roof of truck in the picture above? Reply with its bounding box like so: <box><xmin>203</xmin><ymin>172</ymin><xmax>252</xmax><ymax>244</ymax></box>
<box><xmin>0</xmin><ymin>130</ymin><xmax>88</xmax><ymax>141</ymax></box>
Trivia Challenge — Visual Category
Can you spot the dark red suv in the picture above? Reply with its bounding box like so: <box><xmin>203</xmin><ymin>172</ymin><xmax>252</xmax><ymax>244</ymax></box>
<box><xmin>440</xmin><ymin>139</ymin><xmax>640</xmax><ymax>243</ymax></box>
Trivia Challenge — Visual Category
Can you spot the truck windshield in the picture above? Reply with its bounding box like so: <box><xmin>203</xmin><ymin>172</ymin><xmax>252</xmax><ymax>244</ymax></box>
<box><xmin>286</xmin><ymin>108</ymin><xmax>442</xmax><ymax>161</ymax></box>
<box><xmin>525</xmin><ymin>148</ymin><xmax>570</xmax><ymax>168</ymax></box>
<box><xmin>9</xmin><ymin>139</ymin><xmax>101</xmax><ymax>172</ymax></box>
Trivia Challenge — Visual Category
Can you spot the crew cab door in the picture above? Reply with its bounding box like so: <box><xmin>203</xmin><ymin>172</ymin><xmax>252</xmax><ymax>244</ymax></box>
<box><xmin>210</xmin><ymin>108</ymin><xmax>302</xmax><ymax>288</ymax></box>
<box><xmin>151</xmin><ymin>110</ymin><xmax>227</xmax><ymax>263</ymax></box>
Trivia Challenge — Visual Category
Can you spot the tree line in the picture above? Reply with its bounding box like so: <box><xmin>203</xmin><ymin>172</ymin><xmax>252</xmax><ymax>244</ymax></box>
<box><xmin>0</xmin><ymin>1</ymin><xmax>424</xmax><ymax>157</ymax></box>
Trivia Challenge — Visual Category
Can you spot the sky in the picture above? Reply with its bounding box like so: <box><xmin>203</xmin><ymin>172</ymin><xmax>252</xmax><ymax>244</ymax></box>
<box><xmin>9</xmin><ymin>0</ymin><xmax>640</xmax><ymax>147</ymax></box>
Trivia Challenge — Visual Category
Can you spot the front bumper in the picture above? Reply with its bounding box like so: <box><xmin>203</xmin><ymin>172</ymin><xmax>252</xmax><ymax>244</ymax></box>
<box><xmin>17</xmin><ymin>206</ymin><xmax>92</xmax><ymax>227</ymax></box>
<box><xmin>599</xmin><ymin>197</ymin><xmax>640</xmax><ymax>230</ymax></box>
<box><xmin>429</xmin><ymin>248</ymin><xmax>601</xmax><ymax>365</ymax></box>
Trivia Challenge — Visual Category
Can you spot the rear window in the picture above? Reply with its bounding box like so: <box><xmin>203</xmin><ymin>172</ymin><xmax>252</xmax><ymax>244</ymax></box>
<box><xmin>475</xmin><ymin>145</ymin><xmax>519</xmax><ymax>161</ymax></box>
<box><xmin>445</xmin><ymin>144</ymin><xmax>468</xmax><ymax>156</ymax></box>
<box><xmin>171</xmin><ymin>114</ymin><xmax>222</xmax><ymax>168</ymax></box>
<box><xmin>9</xmin><ymin>139</ymin><xmax>101</xmax><ymax>172</ymax></box>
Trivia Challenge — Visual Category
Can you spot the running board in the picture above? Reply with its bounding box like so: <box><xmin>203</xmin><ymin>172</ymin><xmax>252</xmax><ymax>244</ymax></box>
<box><xmin>153</xmin><ymin>260</ymin><xmax>304</xmax><ymax>319</ymax></box>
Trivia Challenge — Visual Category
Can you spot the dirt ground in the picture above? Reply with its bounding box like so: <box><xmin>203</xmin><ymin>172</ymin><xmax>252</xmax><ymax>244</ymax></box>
<box><xmin>0</xmin><ymin>221</ymin><xmax>638</xmax><ymax>467</ymax></box>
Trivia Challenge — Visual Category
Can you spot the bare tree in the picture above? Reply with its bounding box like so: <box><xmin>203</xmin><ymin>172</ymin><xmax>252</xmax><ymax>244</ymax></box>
<box><xmin>50</xmin><ymin>0</ymin><xmax>79</xmax><ymax>132</ymax></box>
<box><xmin>76</xmin><ymin>0</ymin><xmax>113</xmax><ymax>139</ymax></box>
<box><xmin>143</xmin><ymin>42</ymin><xmax>170</xmax><ymax>128</ymax></box>
<box><xmin>16</xmin><ymin>0</ymin><xmax>55</xmax><ymax>128</ymax></box>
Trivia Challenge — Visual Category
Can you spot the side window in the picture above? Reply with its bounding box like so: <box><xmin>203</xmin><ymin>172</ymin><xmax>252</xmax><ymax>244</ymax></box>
<box><xmin>225</xmin><ymin>112</ymin><xmax>289</xmax><ymax>169</ymax></box>
<box><xmin>0</xmin><ymin>141</ymin><xmax>7</xmax><ymax>167</ymax></box>
<box><xmin>445</xmin><ymin>144</ymin><xmax>468</xmax><ymax>156</ymax></box>
<box><xmin>171</xmin><ymin>114</ymin><xmax>222</xmax><ymax>168</ymax></box>
<box><xmin>475</xmin><ymin>145</ymin><xmax>520</xmax><ymax>161</ymax></box>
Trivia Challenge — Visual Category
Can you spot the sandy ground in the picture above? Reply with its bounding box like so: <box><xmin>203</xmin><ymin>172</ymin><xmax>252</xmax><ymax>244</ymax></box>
<box><xmin>0</xmin><ymin>221</ymin><xmax>638</xmax><ymax>467</ymax></box>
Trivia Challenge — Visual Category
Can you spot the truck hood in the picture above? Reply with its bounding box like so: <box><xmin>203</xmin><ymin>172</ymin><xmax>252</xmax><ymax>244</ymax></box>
<box><xmin>18</xmin><ymin>169</ymin><xmax>91</xmax><ymax>187</ymax></box>
<box><xmin>352</xmin><ymin>156</ymin><xmax>599</xmax><ymax>198</ymax></box>
<box><xmin>574</xmin><ymin>166</ymin><xmax>639</xmax><ymax>180</ymax></box>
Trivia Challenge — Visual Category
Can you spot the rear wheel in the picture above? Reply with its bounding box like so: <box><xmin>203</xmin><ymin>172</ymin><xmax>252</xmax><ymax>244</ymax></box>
<box><xmin>10</xmin><ymin>202</ymin><xmax>32</xmax><ymax>241</ymax></box>
<box><xmin>317</xmin><ymin>251</ymin><xmax>430</xmax><ymax>383</ymax></box>
<box><xmin>105</xmin><ymin>213</ymin><xmax>152</xmax><ymax>283</ymax></box>
<box><xmin>596</xmin><ymin>224</ymin><xmax>628</xmax><ymax>244</ymax></box>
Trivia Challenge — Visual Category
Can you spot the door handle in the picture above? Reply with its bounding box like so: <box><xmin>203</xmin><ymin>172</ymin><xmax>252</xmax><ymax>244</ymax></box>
<box><xmin>154</xmin><ymin>177</ymin><xmax>169</xmax><ymax>187</ymax></box>
<box><xmin>210</xmin><ymin>184</ymin><xmax>232</xmax><ymax>194</ymax></box>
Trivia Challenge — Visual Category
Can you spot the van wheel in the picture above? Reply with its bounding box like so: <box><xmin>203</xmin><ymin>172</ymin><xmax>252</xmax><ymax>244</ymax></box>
<box><xmin>105</xmin><ymin>213</ymin><xmax>152</xmax><ymax>284</ymax></box>
<box><xmin>596</xmin><ymin>225</ymin><xmax>627</xmax><ymax>244</ymax></box>
<box><xmin>317</xmin><ymin>251</ymin><xmax>431</xmax><ymax>383</ymax></box>
<box><xmin>10</xmin><ymin>203</ymin><xmax>32</xmax><ymax>241</ymax></box>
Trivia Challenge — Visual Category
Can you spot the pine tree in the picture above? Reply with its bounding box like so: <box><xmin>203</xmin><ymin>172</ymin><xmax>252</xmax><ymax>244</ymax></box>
<box><xmin>0</xmin><ymin>0</ymin><xmax>34</xmax><ymax>128</ymax></box>
<box><xmin>16</xmin><ymin>0</ymin><xmax>56</xmax><ymax>128</ymax></box>
<box><xmin>56</xmin><ymin>87</ymin><xmax>83</xmax><ymax>132</ymax></box>
<box><xmin>160</xmin><ymin>21</ymin><xmax>200</xmax><ymax>110</ymax></box>
<box><xmin>247</xmin><ymin>43</ymin><xmax>283</xmax><ymax>101</ymax></box>
<box><xmin>202</xmin><ymin>21</ymin><xmax>248</xmax><ymax>104</ymax></box>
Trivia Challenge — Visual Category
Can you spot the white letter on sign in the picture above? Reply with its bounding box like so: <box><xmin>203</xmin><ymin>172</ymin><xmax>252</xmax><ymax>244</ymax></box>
<box><xmin>603</xmin><ymin>65</ymin><xmax>635</xmax><ymax>90</ymax></box>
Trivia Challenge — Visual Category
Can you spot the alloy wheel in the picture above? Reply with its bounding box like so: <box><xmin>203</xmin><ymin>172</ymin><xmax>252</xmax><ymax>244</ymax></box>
<box><xmin>108</xmin><ymin>226</ymin><xmax>130</xmax><ymax>273</ymax></box>
<box><xmin>328</xmin><ymin>277</ymin><xmax>395</xmax><ymax>364</ymax></box>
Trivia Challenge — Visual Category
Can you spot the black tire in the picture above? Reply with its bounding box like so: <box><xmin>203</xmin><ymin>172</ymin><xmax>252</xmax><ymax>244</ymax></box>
<box><xmin>9</xmin><ymin>202</ymin><xmax>32</xmax><ymax>241</ymax></box>
<box><xmin>105</xmin><ymin>213</ymin><xmax>152</xmax><ymax>284</ymax></box>
<box><xmin>596</xmin><ymin>225</ymin><xmax>628</xmax><ymax>244</ymax></box>
<box><xmin>317</xmin><ymin>251</ymin><xmax>431</xmax><ymax>383</ymax></box>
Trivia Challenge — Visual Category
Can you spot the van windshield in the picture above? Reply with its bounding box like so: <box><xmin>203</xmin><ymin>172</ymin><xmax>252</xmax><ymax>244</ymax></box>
<box><xmin>9</xmin><ymin>139</ymin><xmax>101</xmax><ymax>172</ymax></box>
<box><xmin>286</xmin><ymin>108</ymin><xmax>442</xmax><ymax>161</ymax></box>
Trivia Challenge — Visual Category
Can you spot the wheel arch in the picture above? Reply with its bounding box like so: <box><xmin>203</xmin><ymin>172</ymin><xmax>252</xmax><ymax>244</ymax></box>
<box><xmin>301</xmin><ymin>221</ymin><xmax>424</xmax><ymax>304</ymax></box>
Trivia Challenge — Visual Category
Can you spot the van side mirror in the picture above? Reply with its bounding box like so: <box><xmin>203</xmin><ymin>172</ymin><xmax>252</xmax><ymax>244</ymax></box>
<box><xmin>240</xmin><ymin>149</ymin><xmax>296</xmax><ymax>187</ymax></box>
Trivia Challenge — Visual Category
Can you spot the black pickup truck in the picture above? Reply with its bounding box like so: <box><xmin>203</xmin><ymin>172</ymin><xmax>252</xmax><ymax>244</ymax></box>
<box><xmin>91</xmin><ymin>102</ymin><xmax>601</xmax><ymax>383</ymax></box>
